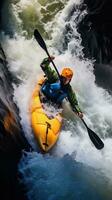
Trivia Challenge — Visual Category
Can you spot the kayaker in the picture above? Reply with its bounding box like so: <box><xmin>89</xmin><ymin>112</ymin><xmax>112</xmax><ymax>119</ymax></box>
<box><xmin>40</xmin><ymin>56</ymin><xmax>83</xmax><ymax>118</ymax></box>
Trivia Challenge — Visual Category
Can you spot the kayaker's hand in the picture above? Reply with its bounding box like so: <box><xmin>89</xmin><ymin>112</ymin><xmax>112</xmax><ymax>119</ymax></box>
<box><xmin>76</xmin><ymin>112</ymin><xmax>83</xmax><ymax>119</ymax></box>
<box><xmin>48</xmin><ymin>56</ymin><xmax>55</xmax><ymax>61</ymax></box>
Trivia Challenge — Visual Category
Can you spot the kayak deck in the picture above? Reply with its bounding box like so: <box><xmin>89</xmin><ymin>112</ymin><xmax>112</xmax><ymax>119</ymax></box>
<box><xmin>30</xmin><ymin>77</ymin><xmax>62</xmax><ymax>152</ymax></box>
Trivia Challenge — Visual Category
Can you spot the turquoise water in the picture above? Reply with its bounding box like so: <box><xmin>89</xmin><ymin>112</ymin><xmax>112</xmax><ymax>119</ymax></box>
<box><xmin>19</xmin><ymin>152</ymin><xmax>112</xmax><ymax>200</ymax></box>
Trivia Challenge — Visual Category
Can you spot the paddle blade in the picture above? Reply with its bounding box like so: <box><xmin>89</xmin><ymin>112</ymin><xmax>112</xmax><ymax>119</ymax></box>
<box><xmin>34</xmin><ymin>29</ymin><xmax>47</xmax><ymax>52</ymax></box>
<box><xmin>87</xmin><ymin>127</ymin><xmax>104</xmax><ymax>150</ymax></box>
<box><xmin>34</xmin><ymin>29</ymin><xmax>61</xmax><ymax>79</ymax></box>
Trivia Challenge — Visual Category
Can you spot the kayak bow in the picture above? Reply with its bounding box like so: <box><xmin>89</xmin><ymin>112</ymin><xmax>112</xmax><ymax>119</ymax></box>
<box><xmin>30</xmin><ymin>77</ymin><xmax>62</xmax><ymax>152</ymax></box>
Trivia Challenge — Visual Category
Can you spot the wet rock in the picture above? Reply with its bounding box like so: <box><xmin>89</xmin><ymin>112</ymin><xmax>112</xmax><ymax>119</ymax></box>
<box><xmin>0</xmin><ymin>44</ymin><xmax>31</xmax><ymax>200</ymax></box>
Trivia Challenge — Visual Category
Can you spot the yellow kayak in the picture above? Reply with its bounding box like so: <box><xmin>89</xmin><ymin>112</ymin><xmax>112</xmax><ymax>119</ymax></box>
<box><xmin>30</xmin><ymin>77</ymin><xmax>62</xmax><ymax>152</ymax></box>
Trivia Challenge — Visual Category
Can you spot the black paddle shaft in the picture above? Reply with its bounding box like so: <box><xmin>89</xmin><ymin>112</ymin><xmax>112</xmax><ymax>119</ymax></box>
<box><xmin>34</xmin><ymin>29</ymin><xmax>61</xmax><ymax>79</ymax></box>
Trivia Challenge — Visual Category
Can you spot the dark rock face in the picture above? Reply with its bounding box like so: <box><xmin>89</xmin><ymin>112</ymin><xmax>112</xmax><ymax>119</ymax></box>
<box><xmin>94</xmin><ymin>63</ymin><xmax>112</xmax><ymax>93</ymax></box>
<box><xmin>0</xmin><ymin>3</ymin><xmax>31</xmax><ymax>199</ymax></box>
<box><xmin>80</xmin><ymin>0</ymin><xmax>112</xmax><ymax>64</ymax></box>
<box><xmin>78</xmin><ymin>0</ymin><xmax>112</xmax><ymax>91</ymax></box>
<box><xmin>0</xmin><ymin>44</ymin><xmax>30</xmax><ymax>200</ymax></box>
<box><xmin>0</xmin><ymin>44</ymin><xmax>31</xmax><ymax>154</ymax></box>
<box><xmin>0</xmin><ymin>0</ymin><xmax>5</xmax><ymax>30</ymax></box>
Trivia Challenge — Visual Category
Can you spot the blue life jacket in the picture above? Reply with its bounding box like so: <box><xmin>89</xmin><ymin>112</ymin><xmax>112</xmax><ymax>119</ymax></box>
<box><xmin>41</xmin><ymin>81</ymin><xmax>67</xmax><ymax>104</ymax></box>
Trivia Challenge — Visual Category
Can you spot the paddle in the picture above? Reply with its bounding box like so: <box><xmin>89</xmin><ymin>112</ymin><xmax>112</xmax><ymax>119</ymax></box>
<box><xmin>81</xmin><ymin>118</ymin><xmax>104</xmax><ymax>149</ymax></box>
<box><xmin>34</xmin><ymin>28</ymin><xmax>104</xmax><ymax>150</ymax></box>
<box><xmin>74</xmin><ymin>106</ymin><xmax>104</xmax><ymax>150</ymax></box>
<box><xmin>34</xmin><ymin>29</ymin><xmax>60</xmax><ymax>79</ymax></box>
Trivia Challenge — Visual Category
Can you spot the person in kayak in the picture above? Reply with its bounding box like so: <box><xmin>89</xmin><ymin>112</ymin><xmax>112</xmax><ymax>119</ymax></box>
<box><xmin>40</xmin><ymin>56</ymin><xmax>83</xmax><ymax>118</ymax></box>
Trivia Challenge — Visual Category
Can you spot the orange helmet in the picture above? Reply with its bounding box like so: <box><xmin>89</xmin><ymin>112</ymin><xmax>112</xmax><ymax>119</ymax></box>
<box><xmin>61</xmin><ymin>68</ymin><xmax>73</xmax><ymax>79</ymax></box>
